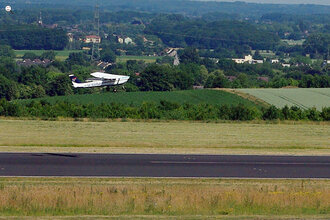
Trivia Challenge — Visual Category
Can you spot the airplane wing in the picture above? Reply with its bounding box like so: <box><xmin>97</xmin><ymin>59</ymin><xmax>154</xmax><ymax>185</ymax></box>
<box><xmin>90</xmin><ymin>72</ymin><xmax>125</xmax><ymax>79</ymax></box>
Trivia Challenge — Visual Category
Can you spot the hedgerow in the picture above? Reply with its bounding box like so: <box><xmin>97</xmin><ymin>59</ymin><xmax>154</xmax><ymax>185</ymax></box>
<box><xmin>0</xmin><ymin>98</ymin><xmax>329</xmax><ymax>121</ymax></box>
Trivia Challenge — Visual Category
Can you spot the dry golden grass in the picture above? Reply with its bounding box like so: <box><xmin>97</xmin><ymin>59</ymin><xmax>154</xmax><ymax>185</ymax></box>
<box><xmin>0</xmin><ymin>119</ymin><xmax>329</xmax><ymax>155</ymax></box>
<box><xmin>0</xmin><ymin>178</ymin><xmax>329</xmax><ymax>217</ymax></box>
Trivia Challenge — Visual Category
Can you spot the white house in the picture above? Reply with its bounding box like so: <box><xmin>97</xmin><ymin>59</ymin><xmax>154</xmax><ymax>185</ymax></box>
<box><xmin>232</xmin><ymin>55</ymin><xmax>265</xmax><ymax>64</ymax></box>
<box><xmin>85</xmin><ymin>35</ymin><xmax>101</xmax><ymax>43</ymax></box>
<box><xmin>253</xmin><ymin>60</ymin><xmax>264</xmax><ymax>64</ymax></box>
<box><xmin>232</xmin><ymin>55</ymin><xmax>255</xmax><ymax>64</ymax></box>
<box><xmin>67</xmin><ymin>33</ymin><xmax>74</xmax><ymax>43</ymax></box>
<box><xmin>117</xmin><ymin>37</ymin><xmax>124</xmax><ymax>44</ymax></box>
<box><xmin>124</xmin><ymin>37</ymin><xmax>133</xmax><ymax>44</ymax></box>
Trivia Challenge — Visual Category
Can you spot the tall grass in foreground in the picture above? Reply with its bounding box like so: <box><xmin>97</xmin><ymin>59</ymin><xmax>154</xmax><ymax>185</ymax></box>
<box><xmin>0</xmin><ymin>178</ymin><xmax>328</xmax><ymax>216</ymax></box>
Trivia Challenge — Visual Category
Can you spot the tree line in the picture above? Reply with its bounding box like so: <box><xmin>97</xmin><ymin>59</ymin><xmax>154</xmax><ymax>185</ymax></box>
<box><xmin>145</xmin><ymin>15</ymin><xmax>280</xmax><ymax>52</ymax></box>
<box><xmin>1</xmin><ymin>99</ymin><xmax>329</xmax><ymax>121</ymax></box>
<box><xmin>0</xmin><ymin>25</ymin><xmax>67</xmax><ymax>50</ymax></box>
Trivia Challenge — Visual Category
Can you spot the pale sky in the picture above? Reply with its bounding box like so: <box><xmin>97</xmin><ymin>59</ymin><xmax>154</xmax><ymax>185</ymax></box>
<box><xmin>201</xmin><ymin>0</ymin><xmax>330</xmax><ymax>5</ymax></box>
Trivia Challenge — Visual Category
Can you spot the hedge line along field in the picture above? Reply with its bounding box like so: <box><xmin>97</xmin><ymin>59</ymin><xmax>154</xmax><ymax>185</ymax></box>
<box><xmin>17</xmin><ymin>90</ymin><xmax>259</xmax><ymax>107</ymax></box>
<box><xmin>0</xmin><ymin>178</ymin><xmax>328</xmax><ymax>218</ymax></box>
<box><xmin>238</xmin><ymin>88</ymin><xmax>330</xmax><ymax>111</ymax></box>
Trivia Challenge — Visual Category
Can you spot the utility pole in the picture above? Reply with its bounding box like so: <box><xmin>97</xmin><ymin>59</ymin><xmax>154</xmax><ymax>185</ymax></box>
<box><xmin>38</xmin><ymin>11</ymin><xmax>43</xmax><ymax>26</ymax></box>
<box><xmin>91</xmin><ymin>0</ymin><xmax>100</xmax><ymax>60</ymax></box>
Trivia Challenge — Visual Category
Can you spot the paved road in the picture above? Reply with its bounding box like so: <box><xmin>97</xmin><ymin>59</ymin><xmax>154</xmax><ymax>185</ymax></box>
<box><xmin>0</xmin><ymin>153</ymin><xmax>329</xmax><ymax>178</ymax></box>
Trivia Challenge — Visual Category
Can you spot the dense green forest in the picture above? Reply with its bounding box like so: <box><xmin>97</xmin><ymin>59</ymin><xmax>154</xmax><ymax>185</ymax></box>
<box><xmin>144</xmin><ymin>15</ymin><xmax>279</xmax><ymax>50</ymax></box>
<box><xmin>1</xmin><ymin>6</ymin><xmax>328</xmax><ymax>57</ymax></box>
<box><xmin>0</xmin><ymin>25</ymin><xmax>67</xmax><ymax>50</ymax></box>
<box><xmin>11</xmin><ymin>0</ymin><xmax>330</xmax><ymax>17</ymax></box>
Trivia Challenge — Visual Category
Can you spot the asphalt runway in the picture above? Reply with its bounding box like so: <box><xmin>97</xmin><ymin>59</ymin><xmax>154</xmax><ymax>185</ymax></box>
<box><xmin>0</xmin><ymin>153</ymin><xmax>329</xmax><ymax>178</ymax></box>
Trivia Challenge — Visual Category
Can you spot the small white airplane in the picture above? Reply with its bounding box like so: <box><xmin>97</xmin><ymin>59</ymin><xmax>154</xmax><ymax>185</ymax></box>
<box><xmin>69</xmin><ymin>72</ymin><xmax>130</xmax><ymax>88</ymax></box>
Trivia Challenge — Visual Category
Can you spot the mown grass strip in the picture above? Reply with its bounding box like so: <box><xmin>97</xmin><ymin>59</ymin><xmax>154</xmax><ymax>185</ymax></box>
<box><xmin>0</xmin><ymin>119</ymin><xmax>329</xmax><ymax>155</ymax></box>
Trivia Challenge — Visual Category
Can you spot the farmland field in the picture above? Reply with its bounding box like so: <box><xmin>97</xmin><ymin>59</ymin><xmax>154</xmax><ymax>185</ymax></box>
<box><xmin>15</xmin><ymin>51</ymin><xmax>161</xmax><ymax>62</ymax></box>
<box><xmin>238</xmin><ymin>88</ymin><xmax>330</xmax><ymax>110</ymax></box>
<box><xmin>17</xmin><ymin>90</ymin><xmax>259</xmax><ymax>107</ymax></box>
<box><xmin>14</xmin><ymin>50</ymin><xmax>83</xmax><ymax>61</ymax></box>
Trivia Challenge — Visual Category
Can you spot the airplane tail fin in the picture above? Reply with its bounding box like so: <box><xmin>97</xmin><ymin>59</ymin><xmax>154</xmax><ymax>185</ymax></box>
<box><xmin>69</xmin><ymin>74</ymin><xmax>82</xmax><ymax>83</ymax></box>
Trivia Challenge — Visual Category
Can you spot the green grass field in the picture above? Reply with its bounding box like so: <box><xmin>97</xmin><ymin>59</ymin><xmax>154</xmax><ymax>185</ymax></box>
<box><xmin>281</xmin><ymin>39</ymin><xmax>305</xmax><ymax>46</ymax></box>
<box><xmin>14</xmin><ymin>50</ymin><xmax>83</xmax><ymax>61</ymax></box>
<box><xmin>17</xmin><ymin>90</ymin><xmax>259</xmax><ymax>107</ymax></box>
<box><xmin>238</xmin><ymin>88</ymin><xmax>330</xmax><ymax>110</ymax></box>
<box><xmin>15</xmin><ymin>51</ymin><xmax>161</xmax><ymax>63</ymax></box>
<box><xmin>251</xmin><ymin>50</ymin><xmax>276</xmax><ymax>58</ymax></box>
<box><xmin>116</xmin><ymin>55</ymin><xmax>161</xmax><ymax>63</ymax></box>
<box><xmin>0</xmin><ymin>119</ymin><xmax>329</xmax><ymax>155</ymax></box>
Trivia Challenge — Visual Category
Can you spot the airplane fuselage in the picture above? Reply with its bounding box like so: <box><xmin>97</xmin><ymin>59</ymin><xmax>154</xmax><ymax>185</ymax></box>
<box><xmin>70</xmin><ymin>74</ymin><xmax>130</xmax><ymax>88</ymax></box>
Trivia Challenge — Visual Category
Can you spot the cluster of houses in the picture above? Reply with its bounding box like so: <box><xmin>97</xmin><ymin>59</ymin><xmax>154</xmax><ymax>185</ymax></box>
<box><xmin>16</xmin><ymin>59</ymin><xmax>52</xmax><ymax>67</ymax></box>
<box><xmin>66</xmin><ymin>32</ymin><xmax>136</xmax><ymax>51</ymax></box>
<box><xmin>115</xmin><ymin>36</ymin><xmax>134</xmax><ymax>45</ymax></box>
<box><xmin>232</xmin><ymin>55</ymin><xmax>263</xmax><ymax>64</ymax></box>
<box><xmin>232</xmin><ymin>55</ymin><xmax>291</xmax><ymax>67</ymax></box>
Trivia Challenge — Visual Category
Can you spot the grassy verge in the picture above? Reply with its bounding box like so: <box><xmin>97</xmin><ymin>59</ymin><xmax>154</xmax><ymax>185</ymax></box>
<box><xmin>116</xmin><ymin>55</ymin><xmax>160</xmax><ymax>63</ymax></box>
<box><xmin>14</xmin><ymin>50</ymin><xmax>83</xmax><ymax>61</ymax></box>
<box><xmin>0</xmin><ymin>178</ymin><xmax>328</xmax><ymax>217</ymax></box>
<box><xmin>0</xmin><ymin>119</ymin><xmax>329</xmax><ymax>155</ymax></box>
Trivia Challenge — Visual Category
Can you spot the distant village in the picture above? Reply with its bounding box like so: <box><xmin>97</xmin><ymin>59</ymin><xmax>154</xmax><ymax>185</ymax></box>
<box><xmin>16</xmin><ymin>11</ymin><xmax>330</xmax><ymax>70</ymax></box>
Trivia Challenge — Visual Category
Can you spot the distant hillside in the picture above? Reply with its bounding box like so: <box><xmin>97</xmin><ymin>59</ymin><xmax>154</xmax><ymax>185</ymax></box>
<box><xmin>12</xmin><ymin>0</ymin><xmax>330</xmax><ymax>17</ymax></box>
